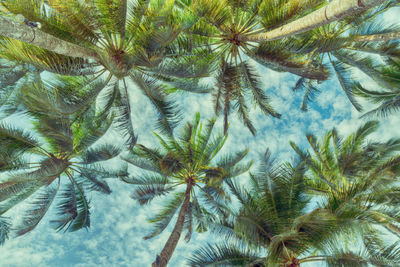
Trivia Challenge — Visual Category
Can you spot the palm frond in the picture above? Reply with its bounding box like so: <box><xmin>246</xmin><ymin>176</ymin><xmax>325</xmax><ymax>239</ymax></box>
<box><xmin>113</xmin><ymin>81</ymin><xmax>137</xmax><ymax>149</ymax></box>
<box><xmin>131</xmin><ymin>72</ymin><xmax>181</xmax><ymax>135</ymax></box>
<box><xmin>121</xmin><ymin>153</ymin><xmax>162</xmax><ymax>174</ymax></box>
<box><xmin>240</xmin><ymin>61</ymin><xmax>281</xmax><ymax>118</ymax></box>
<box><xmin>51</xmin><ymin>181</ymin><xmax>90</xmax><ymax>232</ymax></box>
<box><xmin>331</xmin><ymin>60</ymin><xmax>363</xmax><ymax>111</ymax></box>
<box><xmin>144</xmin><ymin>191</ymin><xmax>185</xmax><ymax>239</ymax></box>
<box><xmin>131</xmin><ymin>178</ymin><xmax>174</xmax><ymax>205</ymax></box>
<box><xmin>77</xmin><ymin>168</ymin><xmax>112</xmax><ymax>194</ymax></box>
<box><xmin>15</xmin><ymin>185</ymin><xmax>58</xmax><ymax>236</ymax></box>
<box><xmin>0</xmin><ymin>122</ymin><xmax>40</xmax><ymax>154</ymax></box>
<box><xmin>187</xmin><ymin>242</ymin><xmax>260</xmax><ymax>267</ymax></box>
<box><xmin>0</xmin><ymin>179</ymin><xmax>42</xmax><ymax>215</ymax></box>
<box><xmin>80</xmin><ymin>143</ymin><xmax>122</xmax><ymax>164</ymax></box>
<box><xmin>0</xmin><ymin>216</ymin><xmax>10</xmax><ymax>246</ymax></box>
<box><xmin>94</xmin><ymin>0</ymin><xmax>127</xmax><ymax>36</ymax></box>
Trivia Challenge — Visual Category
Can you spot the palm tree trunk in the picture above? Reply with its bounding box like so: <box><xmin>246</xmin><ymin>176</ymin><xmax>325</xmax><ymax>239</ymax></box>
<box><xmin>245</xmin><ymin>0</ymin><xmax>384</xmax><ymax>42</ymax></box>
<box><xmin>354</xmin><ymin>32</ymin><xmax>400</xmax><ymax>42</ymax></box>
<box><xmin>0</xmin><ymin>16</ymin><xmax>99</xmax><ymax>61</ymax></box>
<box><xmin>152</xmin><ymin>182</ymin><xmax>193</xmax><ymax>267</ymax></box>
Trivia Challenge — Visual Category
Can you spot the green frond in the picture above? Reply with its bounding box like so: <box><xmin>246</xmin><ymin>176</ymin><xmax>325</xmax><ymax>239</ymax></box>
<box><xmin>292</xmin><ymin>78</ymin><xmax>320</xmax><ymax>112</ymax></box>
<box><xmin>223</xmin><ymin>161</ymin><xmax>253</xmax><ymax>179</ymax></box>
<box><xmin>51</xmin><ymin>180</ymin><xmax>90</xmax><ymax>232</ymax></box>
<box><xmin>94</xmin><ymin>0</ymin><xmax>127</xmax><ymax>36</ymax></box>
<box><xmin>131</xmin><ymin>179</ymin><xmax>174</xmax><ymax>205</ymax></box>
<box><xmin>126</xmin><ymin>0</ymin><xmax>150</xmax><ymax>31</ymax></box>
<box><xmin>216</xmin><ymin>149</ymin><xmax>249</xmax><ymax>170</ymax></box>
<box><xmin>131</xmin><ymin>144</ymin><xmax>163</xmax><ymax>166</ymax></box>
<box><xmin>0</xmin><ymin>179</ymin><xmax>43</xmax><ymax>215</ymax></box>
<box><xmin>121</xmin><ymin>174</ymin><xmax>170</xmax><ymax>186</ymax></box>
<box><xmin>235</xmin><ymin>89</ymin><xmax>256</xmax><ymax>135</ymax></box>
<box><xmin>32</xmin><ymin>115</ymin><xmax>73</xmax><ymax>153</ymax></box>
<box><xmin>73</xmin><ymin>108</ymin><xmax>114</xmax><ymax>153</ymax></box>
<box><xmin>144</xmin><ymin>191</ymin><xmax>185</xmax><ymax>239</ymax></box>
<box><xmin>0</xmin><ymin>216</ymin><xmax>10</xmax><ymax>246</ymax></box>
<box><xmin>77</xmin><ymin>169</ymin><xmax>112</xmax><ymax>195</ymax></box>
<box><xmin>240</xmin><ymin>61</ymin><xmax>281</xmax><ymax>118</ymax></box>
<box><xmin>361</xmin><ymin>96</ymin><xmax>400</xmax><ymax>118</ymax></box>
<box><xmin>331</xmin><ymin>60</ymin><xmax>363</xmax><ymax>111</ymax></box>
<box><xmin>113</xmin><ymin>81</ymin><xmax>137</xmax><ymax>149</ymax></box>
<box><xmin>191</xmin><ymin>193</ymin><xmax>211</xmax><ymax>233</ymax></box>
<box><xmin>187</xmin><ymin>242</ymin><xmax>260</xmax><ymax>267</ymax></box>
<box><xmin>80</xmin><ymin>143</ymin><xmax>122</xmax><ymax>164</ymax></box>
<box><xmin>192</xmin><ymin>0</ymin><xmax>231</xmax><ymax>29</ymax></box>
<box><xmin>122</xmin><ymin>153</ymin><xmax>162</xmax><ymax>174</ymax></box>
<box><xmin>23</xmin><ymin>76</ymin><xmax>107</xmax><ymax>116</ymax></box>
<box><xmin>333</xmin><ymin>50</ymin><xmax>396</xmax><ymax>90</ymax></box>
<box><xmin>0</xmin><ymin>63</ymin><xmax>27</xmax><ymax>88</ymax></box>
<box><xmin>0</xmin><ymin>122</ymin><xmax>41</xmax><ymax>153</ymax></box>
<box><xmin>95</xmin><ymin>80</ymin><xmax>119</xmax><ymax>119</ymax></box>
<box><xmin>130</xmin><ymin>72</ymin><xmax>181</xmax><ymax>135</ymax></box>
<box><xmin>47</xmin><ymin>0</ymin><xmax>100</xmax><ymax>44</ymax></box>
<box><xmin>15</xmin><ymin>185</ymin><xmax>58</xmax><ymax>236</ymax></box>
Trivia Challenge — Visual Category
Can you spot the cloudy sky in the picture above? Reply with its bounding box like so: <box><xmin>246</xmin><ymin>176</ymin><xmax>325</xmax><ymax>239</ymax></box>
<box><xmin>1</xmin><ymin>5</ymin><xmax>400</xmax><ymax>267</ymax></box>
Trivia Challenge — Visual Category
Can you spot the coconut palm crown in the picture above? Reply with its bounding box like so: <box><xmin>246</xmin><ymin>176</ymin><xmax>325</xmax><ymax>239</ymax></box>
<box><xmin>122</xmin><ymin>112</ymin><xmax>253</xmax><ymax>266</ymax></box>
<box><xmin>0</xmin><ymin>77</ymin><xmax>128</xmax><ymax>245</ymax></box>
<box><xmin>189</xmin><ymin>126</ymin><xmax>400</xmax><ymax>266</ymax></box>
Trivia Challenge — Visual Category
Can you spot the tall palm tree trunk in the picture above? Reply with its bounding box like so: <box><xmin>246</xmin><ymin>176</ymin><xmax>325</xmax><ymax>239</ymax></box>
<box><xmin>152</xmin><ymin>182</ymin><xmax>193</xmax><ymax>267</ymax></box>
<box><xmin>245</xmin><ymin>0</ymin><xmax>385</xmax><ymax>42</ymax></box>
<box><xmin>0</xmin><ymin>16</ymin><xmax>99</xmax><ymax>61</ymax></box>
<box><xmin>354</xmin><ymin>32</ymin><xmax>400</xmax><ymax>42</ymax></box>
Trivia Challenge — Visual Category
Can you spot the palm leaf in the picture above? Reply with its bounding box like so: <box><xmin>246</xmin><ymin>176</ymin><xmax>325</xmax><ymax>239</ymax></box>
<box><xmin>51</xmin><ymin>181</ymin><xmax>90</xmax><ymax>232</ymax></box>
<box><xmin>121</xmin><ymin>153</ymin><xmax>163</xmax><ymax>174</ymax></box>
<box><xmin>113</xmin><ymin>81</ymin><xmax>137</xmax><ymax>149</ymax></box>
<box><xmin>80</xmin><ymin>143</ymin><xmax>122</xmax><ymax>164</ymax></box>
<box><xmin>0</xmin><ymin>122</ymin><xmax>40</xmax><ymax>153</ymax></box>
<box><xmin>187</xmin><ymin>242</ymin><xmax>260</xmax><ymax>267</ymax></box>
<box><xmin>77</xmin><ymin>168</ymin><xmax>112</xmax><ymax>194</ymax></box>
<box><xmin>0</xmin><ymin>216</ymin><xmax>10</xmax><ymax>246</ymax></box>
<box><xmin>130</xmin><ymin>72</ymin><xmax>181</xmax><ymax>135</ymax></box>
<box><xmin>15</xmin><ymin>185</ymin><xmax>58</xmax><ymax>236</ymax></box>
<box><xmin>331</xmin><ymin>60</ymin><xmax>363</xmax><ymax>111</ymax></box>
<box><xmin>144</xmin><ymin>191</ymin><xmax>185</xmax><ymax>239</ymax></box>
<box><xmin>131</xmin><ymin>178</ymin><xmax>174</xmax><ymax>205</ymax></box>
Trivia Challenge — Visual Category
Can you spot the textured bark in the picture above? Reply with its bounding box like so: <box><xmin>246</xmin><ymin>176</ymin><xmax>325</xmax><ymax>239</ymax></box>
<box><xmin>245</xmin><ymin>0</ymin><xmax>385</xmax><ymax>42</ymax></box>
<box><xmin>152</xmin><ymin>182</ymin><xmax>193</xmax><ymax>267</ymax></box>
<box><xmin>0</xmin><ymin>16</ymin><xmax>99</xmax><ymax>61</ymax></box>
<box><xmin>354</xmin><ymin>32</ymin><xmax>400</xmax><ymax>42</ymax></box>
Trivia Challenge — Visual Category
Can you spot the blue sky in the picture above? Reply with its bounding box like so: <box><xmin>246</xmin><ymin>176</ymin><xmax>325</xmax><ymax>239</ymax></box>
<box><xmin>1</xmin><ymin>6</ymin><xmax>400</xmax><ymax>267</ymax></box>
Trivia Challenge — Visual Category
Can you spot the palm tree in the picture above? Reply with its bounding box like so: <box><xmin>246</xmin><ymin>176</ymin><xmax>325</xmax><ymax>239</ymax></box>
<box><xmin>291</xmin><ymin>121</ymin><xmax>400</xmax><ymax>238</ymax></box>
<box><xmin>281</xmin><ymin>1</ymin><xmax>400</xmax><ymax>112</ymax></box>
<box><xmin>0</xmin><ymin>0</ymin><xmax>205</xmax><ymax>143</ymax></box>
<box><xmin>121</xmin><ymin>112</ymin><xmax>253</xmax><ymax>267</ymax></box>
<box><xmin>0</xmin><ymin>77</ymin><xmax>128</xmax><ymax>245</ymax></box>
<box><xmin>188</xmin><ymin>141</ymin><xmax>400</xmax><ymax>266</ymax></box>
<box><xmin>1</xmin><ymin>0</ymin><xmax>390</xmax><ymax>136</ymax></box>
<box><xmin>0</xmin><ymin>0</ymin><xmax>386</xmax><ymax>56</ymax></box>
<box><xmin>172</xmin><ymin>0</ymin><xmax>395</xmax><ymax>134</ymax></box>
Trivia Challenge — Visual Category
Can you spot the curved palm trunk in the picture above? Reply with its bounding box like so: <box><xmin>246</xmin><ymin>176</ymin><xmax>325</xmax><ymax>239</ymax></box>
<box><xmin>245</xmin><ymin>0</ymin><xmax>384</xmax><ymax>42</ymax></box>
<box><xmin>0</xmin><ymin>16</ymin><xmax>99</xmax><ymax>61</ymax></box>
<box><xmin>152</xmin><ymin>182</ymin><xmax>193</xmax><ymax>267</ymax></box>
<box><xmin>354</xmin><ymin>32</ymin><xmax>400</xmax><ymax>42</ymax></box>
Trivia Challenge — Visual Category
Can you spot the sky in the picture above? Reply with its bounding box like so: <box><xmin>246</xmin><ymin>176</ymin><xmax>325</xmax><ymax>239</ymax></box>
<box><xmin>1</xmin><ymin>5</ymin><xmax>400</xmax><ymax>267</ymax></box>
